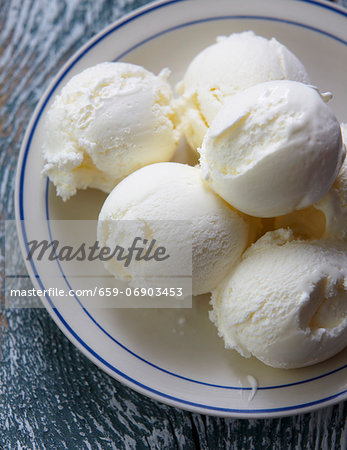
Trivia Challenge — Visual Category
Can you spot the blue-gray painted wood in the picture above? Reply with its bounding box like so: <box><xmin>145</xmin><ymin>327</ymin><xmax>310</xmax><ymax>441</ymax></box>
<box><xmin>1</xmin><ymin>0</ymin><xmax>346</xmax><ymax>448</ymax></box>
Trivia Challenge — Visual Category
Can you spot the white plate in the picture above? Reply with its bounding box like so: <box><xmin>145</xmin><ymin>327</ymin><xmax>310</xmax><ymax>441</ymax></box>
<box><xmin>15</xmin><ymin>0</ymin><xmax>347</xmax><ymax>417</ymax></box>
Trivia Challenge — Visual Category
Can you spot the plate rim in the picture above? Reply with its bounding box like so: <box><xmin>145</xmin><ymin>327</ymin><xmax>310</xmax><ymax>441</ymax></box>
<box><xmin>15</xmin><ymin>0</ymin><xmax>347</xmax><ymax>418</ymax></box>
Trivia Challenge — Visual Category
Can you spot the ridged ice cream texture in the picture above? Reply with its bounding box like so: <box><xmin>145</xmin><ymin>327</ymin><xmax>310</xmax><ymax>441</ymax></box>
<box><xmin>210</xmin><ymin>229</ymin><xmax>347</xmax><ymax>369</ymax></box>
<box><xmin>200</xmin><ymin>80</ymin><xmax>345</xmax><ymax>218</ymax></box>
<box><xmin>42</xmin><ymin>62</ymin><xmax>180</xmax><ymax>201</ymax></box>
<box><xmin>97</xmin><ymin>162</ymin><xmax>254</xmax><ymax>296</ymax></box>
<box><xmin>274</xmin><ymin>123</ymin><xmax>347</xmax><ymax>240</ymax></box>
<box><xmin>177</xmin><ymin>31</ymin><xmax>311</xmax><ymax>150</ymax></box>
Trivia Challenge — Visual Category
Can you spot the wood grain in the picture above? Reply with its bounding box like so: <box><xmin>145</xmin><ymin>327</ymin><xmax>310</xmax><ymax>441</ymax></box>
<box><xmin>0</xmin><ymin>0</ymin><xmax>346</xmax><ymax>448</ymax></box>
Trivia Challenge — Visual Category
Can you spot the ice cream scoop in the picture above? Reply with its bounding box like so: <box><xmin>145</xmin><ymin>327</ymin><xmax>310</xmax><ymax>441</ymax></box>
<box><xmin>98</xmin><ymin>162</ymin><xmax>254</xmax><ymax>296</ymax></box>
<box><xmin>200</xmin><ymin>80</ymin><xmax>345</xmax><ymax>218</ymax></box>
<box><xmin>42</xmin><ymin>62</ymin><xmax>180</xmax><ymax>201</ymax></box>
<box><xmin>177</xmin><ymin>31</ymin><xmax>310</xmax><ymax>151</ymax></box>
<box><xmin>210</xmin><ymin>229</ymin><xmax>347</xmax><ymax>369</ymax></box>
<box><xmin>274</xmin><ymin>123</ymin><xmax>347</xmax><ymax>240</ymax></box>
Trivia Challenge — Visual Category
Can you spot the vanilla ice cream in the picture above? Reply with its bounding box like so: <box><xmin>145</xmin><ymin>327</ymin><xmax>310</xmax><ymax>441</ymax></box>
<box><xmin>177</xmin><ymin>31</ymin><xmax>310</xmax><ymax>150</ymax></box>
<box><xmin>98</xmin><ymin>162</ymin><xmax>254</xmax><ymax>296</ymax></box>
<box><xmin>275</xmin><ymin>123</ymin><xmax>347</xmax><ymax>240</ymax></box>
<box><xmin>210</xmin><ymin>229</ymin><xmax>347</xmax><ymax>369</ymax></box>
<box><xmin>200</xmin><ymin>80</ymin><xmax>345</xmax><ymax>218</ymax></box>
<box><xmin>42</xmin><ymin>62</ymin><xmax>180</xmax><ymax>201</ymax></box>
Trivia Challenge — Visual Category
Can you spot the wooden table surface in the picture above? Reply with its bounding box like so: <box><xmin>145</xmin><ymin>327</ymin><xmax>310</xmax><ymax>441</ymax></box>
<box><xmin>1</xmin><ymin>0</ymin><xmax>346</xmax><ymax>448</ymax></box>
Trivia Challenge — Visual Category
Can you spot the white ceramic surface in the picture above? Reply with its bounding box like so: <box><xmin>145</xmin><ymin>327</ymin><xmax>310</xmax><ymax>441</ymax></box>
<box><xmin>15</xmin><ymin>0</ymin><xmax>347</xmax><ymax>417</ymax></box>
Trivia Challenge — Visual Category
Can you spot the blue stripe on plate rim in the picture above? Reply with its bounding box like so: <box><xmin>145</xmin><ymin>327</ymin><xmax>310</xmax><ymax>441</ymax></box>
<box><xmin>18</xmin><ymin>0</ymin><xmax>347</xmax><ymax>413</ymax></box>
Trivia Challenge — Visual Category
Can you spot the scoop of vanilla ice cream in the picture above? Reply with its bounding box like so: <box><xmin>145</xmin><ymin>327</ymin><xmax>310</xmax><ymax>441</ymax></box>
<box><xmin>177</xmin><ymin>31</ymin><xmax>310</xmax><ymax>150</ymax></box>
<box><xmin>42</xmin><ymin>62</ymin><xmax>180</xmax><ymax>201</ymax></box>
<box><xmin>200</xmin><ymin>80</ymin><xmax>345</xmax><ymax>218</ymax></box>
<box><xmin>210</xmin><ymin>229</ymin><xmax>347</xmax><ymax>369</ymax></box>
<box><xmin>274</xmin><ymin>123</ymin><xmax>347</xmax><ymax>240</ymax></box>
<box><xmin>98</xmin><ymin>162</ymin><xmax>253</xmax><ymax>296</ymax></box>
